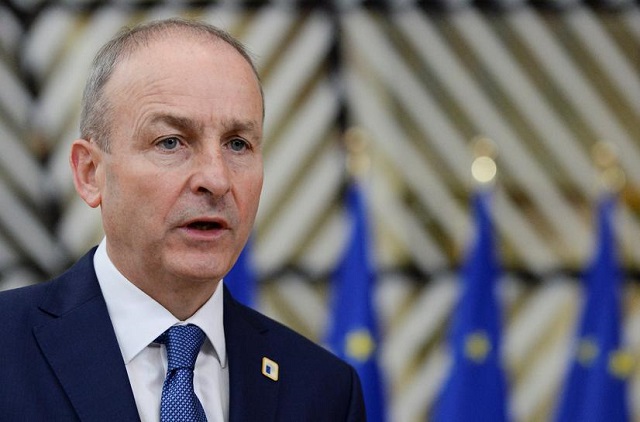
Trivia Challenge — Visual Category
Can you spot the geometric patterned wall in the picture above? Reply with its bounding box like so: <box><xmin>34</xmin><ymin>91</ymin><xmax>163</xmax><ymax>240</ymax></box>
<box><xmin>1</xmin><ymin>1</ymin><xmax>639</xmax><ymax>420</ymax></box>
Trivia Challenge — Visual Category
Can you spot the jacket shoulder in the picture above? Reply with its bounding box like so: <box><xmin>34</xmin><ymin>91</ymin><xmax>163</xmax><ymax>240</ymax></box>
<box><xmin>0</xmin><ymin>247</ymin><xmax>99</xmax><ymax>323</ymax></box>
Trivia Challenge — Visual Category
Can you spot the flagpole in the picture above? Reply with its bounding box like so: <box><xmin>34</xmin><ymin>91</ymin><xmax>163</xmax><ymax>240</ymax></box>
<box><xmin>470</xmin><ymin>136</ymin><xmax>498</xmax><ymax>188</ymax></box>
<box><xmin>344</xmin><ymin>126</ymin><xmax>371</xmax><ymax>182</ymax></box>
<box><xmin>591</xmin><ymin>141</ymin><xmax>625</xmax><ymax>195</ymax></box>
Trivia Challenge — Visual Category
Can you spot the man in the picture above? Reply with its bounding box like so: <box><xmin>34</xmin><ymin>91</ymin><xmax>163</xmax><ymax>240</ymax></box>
<box><xmin>0</xmin><ymin>18</ymin><xmax>365</xmax><ymax>421</ymax></box>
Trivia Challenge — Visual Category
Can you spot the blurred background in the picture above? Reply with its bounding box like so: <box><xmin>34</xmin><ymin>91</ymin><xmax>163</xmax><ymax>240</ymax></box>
<box><xmin>1</xmin><ymin>0</ymin><xmax>639</xmax><ymax>420</ymax></box>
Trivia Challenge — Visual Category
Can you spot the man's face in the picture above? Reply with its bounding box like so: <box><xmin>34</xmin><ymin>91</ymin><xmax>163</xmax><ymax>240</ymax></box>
<box><xmin>94</xmin><ymin>35</ymin><xmax>263</xmax><ymax>289</ymax></box>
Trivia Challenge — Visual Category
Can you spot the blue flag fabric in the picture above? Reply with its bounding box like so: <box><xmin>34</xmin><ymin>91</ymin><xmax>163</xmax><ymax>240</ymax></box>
<box><xmin>555</xmin><ymin>194</ymin><xmax>630</xmax><ymax>422</ymax></box>
<box><xmin>433</xmin><ymin>191</ymin><xmax>509</xmax><ymax>422</ymax></box>
<box><xmin>225</xmin><ymin>239</ymin><xmax>257</xmax><ymax>308</ymax></box>
<box><xmin>326</xmin><ymin>181</ymin><xmax>387</xmax><ymax>422</ymax></box>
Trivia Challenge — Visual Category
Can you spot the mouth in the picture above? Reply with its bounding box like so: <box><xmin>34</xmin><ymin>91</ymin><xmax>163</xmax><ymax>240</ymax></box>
<box><xmin>187</xmin><ymin>221</ymin><xmax>224</xmax><ymax>231</ymax></box>
<box><xmin>182</xmin><ymin>217</ymin><xmax>229</xmax><ymax>232</ymax></box>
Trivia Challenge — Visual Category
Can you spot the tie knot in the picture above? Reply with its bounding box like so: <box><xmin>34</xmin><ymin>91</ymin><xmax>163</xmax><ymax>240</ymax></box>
<box><xmin>157</xmin><ymin>324</ymin><xmax>206</xmax><ymax>371</ymax></box>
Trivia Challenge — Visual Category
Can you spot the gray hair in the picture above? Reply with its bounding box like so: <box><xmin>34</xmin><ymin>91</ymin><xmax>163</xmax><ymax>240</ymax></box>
<box><xmin>79</xmin><ymin>18</ymin><xmax>263</xmax><ymax>151</ymax></box>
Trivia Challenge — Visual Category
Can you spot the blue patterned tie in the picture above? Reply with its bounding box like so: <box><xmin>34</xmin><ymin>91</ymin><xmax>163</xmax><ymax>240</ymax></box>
<box><xmin>156</xmin><ymin>324</ymin><xmax>208</xmax><ymax>422</ymax></box>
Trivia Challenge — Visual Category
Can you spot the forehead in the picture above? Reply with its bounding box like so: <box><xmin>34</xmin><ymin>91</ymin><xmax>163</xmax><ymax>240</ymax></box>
<box><xmin>112</xmin><ymin>33</ymin><xmax>256</xmax><ymax>87</ymax></box>
<box><xmin>103</xmin><ymin>33</ymin><xmax>263</xmax><ymax>126</ymax></box>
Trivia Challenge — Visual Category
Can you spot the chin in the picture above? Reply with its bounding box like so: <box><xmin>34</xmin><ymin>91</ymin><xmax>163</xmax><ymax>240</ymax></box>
<box><xmin>170</xmin><ymin>260</ymin><xmax>229</xmax><ymax>283</ymax></box>
<box><xmin>162</xmin><ymin>245</ymin><xmax>234</xmax><ymax>281</ymax></box>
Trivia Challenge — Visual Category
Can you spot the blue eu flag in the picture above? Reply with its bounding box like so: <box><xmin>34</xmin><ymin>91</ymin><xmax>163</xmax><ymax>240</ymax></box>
<box><xmin>326</xmin><ymin>181</ymin><xmax>387</xmax><ymax>422</ymax></box>
<box><xmin>433</xmin><ymin>191</ymin><xmax>509</xmax><ymax>422</ymax></box>
<box><xmin>225</xmin><ymin>238</ymin><xmax>257</xmax><ymax>308</ymax></box>
<box><xmin>555</xmin><ymin>194</ymin><xmax>630</xmax><ymax>422</ymax></box>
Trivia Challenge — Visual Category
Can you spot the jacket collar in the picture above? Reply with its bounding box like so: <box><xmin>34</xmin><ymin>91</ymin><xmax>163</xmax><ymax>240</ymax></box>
<box><xmin>224</xmin><ymin>287</ymin><xmax>280</xmax><ymax>422</ymax></box>
<box><xmin>34</xmin><ymin>248</ymin><xmax>140</xmax><ymax>421</ymax></box>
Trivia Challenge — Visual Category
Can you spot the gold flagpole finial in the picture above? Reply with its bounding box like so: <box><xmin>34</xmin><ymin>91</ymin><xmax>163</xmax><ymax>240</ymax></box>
<box><xmin>592</xmin><ymin>141</ymin><xmax>625</xmax><ymax>193</ymax></box>
<box><xmin>344</xmin><ymin>127</ymin><xmax>371</xmax><ymax>179</ymax></box>
<box><xmin>470</xmin><ymin>136</ymin><xmax>498</xmax><ymax>185</ymax></box>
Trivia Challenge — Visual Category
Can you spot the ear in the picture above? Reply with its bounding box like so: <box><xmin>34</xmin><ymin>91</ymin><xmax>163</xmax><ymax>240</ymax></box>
<box><xmin>69</xmin><ymin>139</ymin><xmax>103</xmax><ymax>208</ymax></box>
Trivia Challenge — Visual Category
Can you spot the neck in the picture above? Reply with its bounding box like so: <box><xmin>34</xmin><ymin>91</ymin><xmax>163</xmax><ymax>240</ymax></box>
<box><xmin>104</xmin><ymin>242</ymin><xmax>220</xmax><ymax>320</ymax></box>
<box><xmin>152</xmin><ymin>280</ymin><xmax>219</xmax><ymax>320</ymax></box>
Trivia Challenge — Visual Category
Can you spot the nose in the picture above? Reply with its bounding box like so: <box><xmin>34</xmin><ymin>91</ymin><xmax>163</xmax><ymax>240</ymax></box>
<box><xmin>189</xmin><ymin>145</ymin><xmax>231</xmax><ymax>198</ymax></box>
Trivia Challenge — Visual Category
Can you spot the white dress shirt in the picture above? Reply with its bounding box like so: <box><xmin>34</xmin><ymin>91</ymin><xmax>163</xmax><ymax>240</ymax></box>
<box><xmin>94</xmin><ymin>239</ymin><xmax>229</xmax><ymax>422</ymax></box>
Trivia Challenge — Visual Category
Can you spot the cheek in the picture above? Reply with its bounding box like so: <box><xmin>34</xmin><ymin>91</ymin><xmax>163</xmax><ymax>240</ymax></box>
<box><xmin>103</xmin><ymin>166</ymin><xmax>164</xmax><ymax>225</ymax></box>
<box><xmin>240</xmin><ymin>173</ymin><xmax>263</xmax><ymax>212</ymax></box>
<box><xmin>100</xmin><ymin>169</ymin><xmax>134</xmax><ymax>233</ymax></box>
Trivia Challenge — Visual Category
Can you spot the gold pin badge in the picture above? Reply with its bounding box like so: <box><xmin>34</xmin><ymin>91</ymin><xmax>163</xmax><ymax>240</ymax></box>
<box><xmin>262</xmin><ymin>357</ymin><xmax>279</xmax><ymax>381</ymax></box>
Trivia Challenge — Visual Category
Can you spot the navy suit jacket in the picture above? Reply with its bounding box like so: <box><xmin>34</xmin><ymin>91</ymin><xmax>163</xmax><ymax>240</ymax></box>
<box><xmin>0</xmin><ymin>249</ymin><xmax>366</xmax><ymax>421</ymax></box>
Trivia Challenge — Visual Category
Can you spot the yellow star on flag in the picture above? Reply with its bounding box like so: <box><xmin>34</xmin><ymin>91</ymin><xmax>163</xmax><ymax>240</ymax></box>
<box><xmin>577</xmin><ymin>337</ymin><xmax>599</xmax><ymax>367</ymax></box>
<box><xmin>464</xmin><ymin>330</ymin><xmax>491</xmax><ymax>363</ymax></box>
<box><xmin>609</xmin><ymin>350</ymin><xmax>634</xmax><ymax>379</ymax></box>
<box><xmin>345</xmin><ymin>329</ymin><xmax>375</xmax><ymax>362</ymax></box>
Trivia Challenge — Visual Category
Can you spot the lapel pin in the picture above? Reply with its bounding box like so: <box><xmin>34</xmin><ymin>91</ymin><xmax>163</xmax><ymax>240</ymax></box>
<box><xmin>261</xmin><ymin>357</ymin><xmax>279</xmax><ymax>381</ymax></box>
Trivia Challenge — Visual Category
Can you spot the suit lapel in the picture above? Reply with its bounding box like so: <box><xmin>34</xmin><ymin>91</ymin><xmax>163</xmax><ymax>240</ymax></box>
<box><xmin>34</xmin><ymin>250</ymin><xmax>140</xmax><ymax>422</ymax></box>
<box><xmin>224</xmin><ymin>287</ymin><xmax>279</xmax><ymax>422</ymax></box>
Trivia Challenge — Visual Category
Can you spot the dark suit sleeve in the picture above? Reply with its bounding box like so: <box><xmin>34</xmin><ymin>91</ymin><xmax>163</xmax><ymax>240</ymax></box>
<box><xmin>346</xmin><ymin>365</ymin><xmax>367</xmax><ymax>422</ymax></box>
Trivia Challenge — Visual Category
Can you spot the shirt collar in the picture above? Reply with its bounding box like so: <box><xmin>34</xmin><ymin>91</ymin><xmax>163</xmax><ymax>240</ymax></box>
<box><xmin>93</xmin><ymin>238</ymin><xmax>227</xmax><ymax>368</ymax></box>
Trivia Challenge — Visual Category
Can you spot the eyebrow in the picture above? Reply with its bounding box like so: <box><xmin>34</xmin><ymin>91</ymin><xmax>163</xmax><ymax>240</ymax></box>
<box><xmin>220</xmin><ymin>118</ymin><xmax>261</xmax><ymax>135</ymax></box>
<box><xmin>148</xmin><ymin>113</ymin><xmax>260</xmax><ymax>137</ymax></box>
<box><xmin>149</xmin><ymin>113</ymin><xmax>203</xmax><ymax>133</ymax></box>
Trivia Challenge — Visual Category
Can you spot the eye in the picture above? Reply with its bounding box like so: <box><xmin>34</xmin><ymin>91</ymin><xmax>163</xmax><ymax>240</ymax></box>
<box><xmin>228</xmin><ymin>138</ymin><xmax>249</xmax><ymax>152</ymax></box>
<box><xmin>157</xmin><ymin>137</ymin><xmax>181</xmax><ymax>150</ymax></box>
